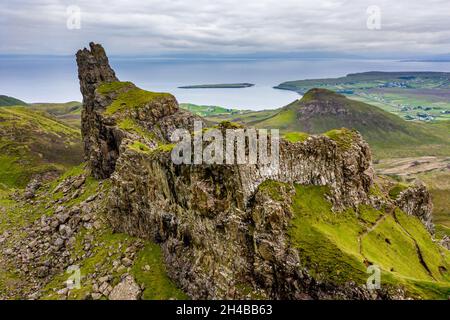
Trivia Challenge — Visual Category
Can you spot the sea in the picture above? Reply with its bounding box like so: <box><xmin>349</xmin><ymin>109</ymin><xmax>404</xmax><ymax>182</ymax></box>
<box><xmin>1</xmin><ymin>56</ymin><xmax>450</xmax><ymax>110</ymax></box>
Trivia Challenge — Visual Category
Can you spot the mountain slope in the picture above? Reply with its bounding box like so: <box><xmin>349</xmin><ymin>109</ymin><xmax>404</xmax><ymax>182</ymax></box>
<box><xmin>0</xmin><ymin>107</ymin><xmax>83</xmax><ymax>188</ymax></box>
<box><xmin>29</xmin><ymin>101</ymin><xmax>82</xmax><ymax>128</ymax></box>
<box><xmin>254</xmin><ymin>89</ymin><xmax>450</xmax><ymax>158</ymax></box>
<box><xmin>0</xmin><ymin>95</ymin><xmax>27</xmax><ymax>107</ymax></box>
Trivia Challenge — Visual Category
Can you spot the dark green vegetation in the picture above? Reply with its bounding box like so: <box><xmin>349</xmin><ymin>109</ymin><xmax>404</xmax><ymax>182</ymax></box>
<box><xmin>275</xmin><ymin>72</ymin><xmax>450</xmax><ymax>121</ymax></box>
<box><xmin>179</xmin><ymin>83</ymin><xmax>254</xmax><ymax>89</ymax></box>
<box><xmin>0</xmin><ymin>107</ymin><xmax>82</xmax><ymax>189</ymax></box>
<box><xmin>254</xmin><ymin>89</ymin><xmax>450</xmax><ymax>159</ymax></box>
<box><xmin>0</xmin><ymin>95</ymin><xmax>28</xmax><ymax>107</ymax></box>
<box><xmin>284</xmin><ymin>183</ymin><xmax>450</xmax><ymax>299</ymax></box>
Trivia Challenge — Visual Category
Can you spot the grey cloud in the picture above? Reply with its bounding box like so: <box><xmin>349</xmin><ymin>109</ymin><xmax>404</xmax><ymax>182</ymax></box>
<box><xmin>1</xmin><ymin>0</ymin><xmax>450</xmax><ymax>56</ymax></box>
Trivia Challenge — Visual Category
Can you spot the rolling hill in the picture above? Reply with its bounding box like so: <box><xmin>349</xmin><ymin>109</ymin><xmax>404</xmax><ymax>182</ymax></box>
<box><xmin>0</xmin><ymin>95</ymin><xmax>27</xmax><ymax>107</ymax></box>
<box><xmin>0</xmin><ymin>107</ymin><xmax>83</xmax><ymax>189</ymax></box>
<box><xmin>254</xmin><ymin>89</ymin><xmax>450</xmax><ymax>159</ymax></box>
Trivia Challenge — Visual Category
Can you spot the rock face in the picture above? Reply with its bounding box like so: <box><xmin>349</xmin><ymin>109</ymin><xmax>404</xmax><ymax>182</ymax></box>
<box><xmin>76</xmin><ymin>42</ymin><xmax>201</xmax><ymax>179</ymax></box>
<box><xmin>76</xmin><ymin>43</ymin><xmax>439</xmax><ymax>300</ymax></box>
<box><xmin>109</xmin><ymin>275</ymin><xmax>142</xmax><ymax>300</ymax></box>
<box><xmin>395</xmin><ymin>183</ymin><xmax>434</xmax><ymax>233</ymax></box>
<box><xmin>77</xmin><ymin>43</ymin><xmax>119</xmax><ymax>178</ymax></box>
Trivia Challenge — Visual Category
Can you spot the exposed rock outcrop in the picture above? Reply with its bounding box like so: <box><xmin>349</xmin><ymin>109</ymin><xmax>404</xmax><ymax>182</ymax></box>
<box><xmin>76</xmin><ymin>42</ymin><xmax>202</xmax><ymax>179</ymax></box>
<box><xmin>395</xmin><ymin>183</ymin><xmax>434</xmax><ymax>233</ymax></box>
<box><xmin>77</xmin><ymin>43</ymin><xmax>119</xmax><ymax>178</ymax></box>
<box><xmin>74</xmin><ymin>43</ymin><xmax>444</xmax><ymax>300</ymax></box>
<box><xmin>109</xmin><ymin>275</ymin><xmax>142</xmax><ymax>300</ymax></box>
<box><xmin>76</xmin><ymin>44</ymin><xmax>376</xmax><ymax>299</ymax></box>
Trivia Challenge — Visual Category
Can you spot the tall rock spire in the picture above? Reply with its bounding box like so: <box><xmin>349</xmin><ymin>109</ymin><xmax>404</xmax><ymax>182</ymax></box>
<box><xmin>76</xmin><ymin>42</ymin><xmax>118</xmax><ymax>111</ymax></box>
<box><xmin>76</xmin><ymin>42</ymin><xmax>121</xmax><ymax>178</ymax></box>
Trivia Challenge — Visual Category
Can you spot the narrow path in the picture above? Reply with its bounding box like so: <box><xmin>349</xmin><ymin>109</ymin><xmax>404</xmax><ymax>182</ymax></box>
<box><xmin>358</xmin><ymin>208</ymin><xmax>392</xmax><ymax>262</ymax></box>
<box><xmin>358</xmin><ymin>207</ymin><xmax>436</xmax><ymax>280</ymax></box>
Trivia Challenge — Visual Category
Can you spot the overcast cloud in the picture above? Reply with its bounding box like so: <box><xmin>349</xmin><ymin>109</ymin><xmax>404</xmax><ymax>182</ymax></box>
<box><xmin>1</xmin><ymin>0</ymin><xmax>450</xmax><ymax>56</ymax></box>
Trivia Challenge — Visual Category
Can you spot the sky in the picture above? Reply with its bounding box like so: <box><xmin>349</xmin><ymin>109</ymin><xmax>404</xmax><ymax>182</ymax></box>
<box><xmin>1</xmin><ymin>0</ymin><xmax>450</xmax><ymax>57</ymax></box>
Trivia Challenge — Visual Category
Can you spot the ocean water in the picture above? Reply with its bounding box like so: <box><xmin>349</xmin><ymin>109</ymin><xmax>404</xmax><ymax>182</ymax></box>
<box><xmin>1</xmin><ymin>56</ymin><xmax>450</xmax><ymax>110</ymax></box>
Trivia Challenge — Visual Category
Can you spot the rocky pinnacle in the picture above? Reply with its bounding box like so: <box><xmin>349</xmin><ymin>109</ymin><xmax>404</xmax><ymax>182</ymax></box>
<box><xmin>76</xmin><ymin>43</ymin><xmax>120</xmax><ymax>178</ymax></box>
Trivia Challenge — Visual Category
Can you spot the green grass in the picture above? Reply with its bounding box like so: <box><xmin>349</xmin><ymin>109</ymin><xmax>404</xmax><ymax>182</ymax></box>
<box><xmin>283</xmin><ymin>132</ymin><xmax>309</xmax><ymax>143</ymax></box>
<box><xmin>394</xmin><ymin>209</ymin><xmax>449</xmax><ymax>282</ymax></box>
<box><xmin>0</xmin><ymin>164</ymin><xmax>96</xmax><ymax>235</ymax></box>
<box><xmin>129</xmin><ymin>141</ymin><xmax>151</xmax><ymax>153</ymax></box>
<box><xmin>118</xmin><ymin>118</ymin><xmax>156</xmax><ymax>141</ymax></box>
<box><xmin>0</xmin><ymin>107</ymin><xmax>82</xmax><ymax>188</ymax></box>
<box><xmin>257</xmin><ymin>180</ymin><xmax>289</xmax><ymax>202</ymax></box>
<box><xmin>255</xmin><ymin>108</ymin><xmax>296</xmax><ymax>130</ymax></box>
<box><xmin>131</xmin><ymin>243</ymin><xmax>188</xmax><ymax>300</ymax></box>
<box><xmin>41</xmin><ymin>229</ymin><xmax>136</xmax><ymax>300</ymax></box>
<box><xmin>180</xmin><ymin>103</ymin><xmax>236</xmax><ymax>117</ymax></box>
<box><xmin>99</xmin><ymin>82</ymin><xmax>172</xmax><ymax>116</ymax></box>
<box><xmin>324</xmin><ymin>128</ymin><xmax>358</xmax><ymax>151</ymax></box>
<box><xmin>128</xmin><ymin>141</ymin><xmax>175</xmax><ymax>155</ymax></box>
<box><xmin>96</xmin><ymin>81</ymin><xmax>134</xmax><ymax>95</ymax></box>
<box><xmin>278</xmin><ymin>183</ymin><xmax>450</xmax><ymax>299</ymax></box>
<box><xmin>388</xmin><ymin>183</ymin><xmax>409</xmax><ymax>199</ymax></box>
<box><xmin>415</xmin><ymin>170</ymin><xmax>450</xmax><ymax>228</ymax></box>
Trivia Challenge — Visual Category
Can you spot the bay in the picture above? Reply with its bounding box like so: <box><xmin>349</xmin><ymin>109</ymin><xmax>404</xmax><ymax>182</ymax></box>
<box><xmin>1</xmin><ymin>56</ymin><xmax>450</xmax><ymax>110</ymax></box>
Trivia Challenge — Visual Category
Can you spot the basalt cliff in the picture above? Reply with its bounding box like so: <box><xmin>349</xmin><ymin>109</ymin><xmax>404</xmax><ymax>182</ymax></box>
<box><xmin>0</xmin><ymin>43</ymin><xmax>448</xmax><ymax>300</ymax></box>
<box><xmin>74</xmin><ymin>43</ymin><xmax>448</xmax><ymax>299</ymax></box>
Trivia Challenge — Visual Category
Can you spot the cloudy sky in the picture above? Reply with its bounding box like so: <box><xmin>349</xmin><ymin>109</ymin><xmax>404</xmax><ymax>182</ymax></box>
<box><xmin>1</xmin><ymin>0</ymin><xmax>450</xmax><ymax>57</ymax></box>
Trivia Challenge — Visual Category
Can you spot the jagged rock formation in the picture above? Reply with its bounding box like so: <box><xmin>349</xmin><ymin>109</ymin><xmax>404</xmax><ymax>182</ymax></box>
<box><xmin>77</xmin><ymin>43</ymin><xmax>119</xmax><ymax>178</ymax></box>
<box><xmin>76</xmin><ymin>42</ymin><xmax>202</xmax><ymax>179</ymax></box>
<box><xmin>73</xmin><ymin>43</ymin><xmax>447</xmax><ymax>300</ymax></box>
<box><xmin>395</xmin><ymin>183</ymin><xmax>434</xmax><ymax>233</ymax></box>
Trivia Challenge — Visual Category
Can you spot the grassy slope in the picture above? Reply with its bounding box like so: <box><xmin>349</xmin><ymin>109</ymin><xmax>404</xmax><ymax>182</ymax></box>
<box><xmin>29</xmin><ymin>102</ymin><xmax>82</xmax><ymax>128</ymax></box>
<box><xmin>254</xmin><ymin>89</ymin><xmax>450</xmax><ymax>159</ymax></box>
<box><xmin>374</xmin><ymin>157</ymin><xmax>450</xmax><ymax>239</ymax></box>
<box><xmin>0</xmin><ymin>95</ymin><xmax>27</xmax><ymax>107</ymax></box>
<box><xmin>0</xmin><ymin>107</ymin><xmax>83</xmax><ymax>188</ymax></box>
<box><xmin>278</xmin><ymin>183</ymin><xmax>450</xmax><ymax>299</ymax></box>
